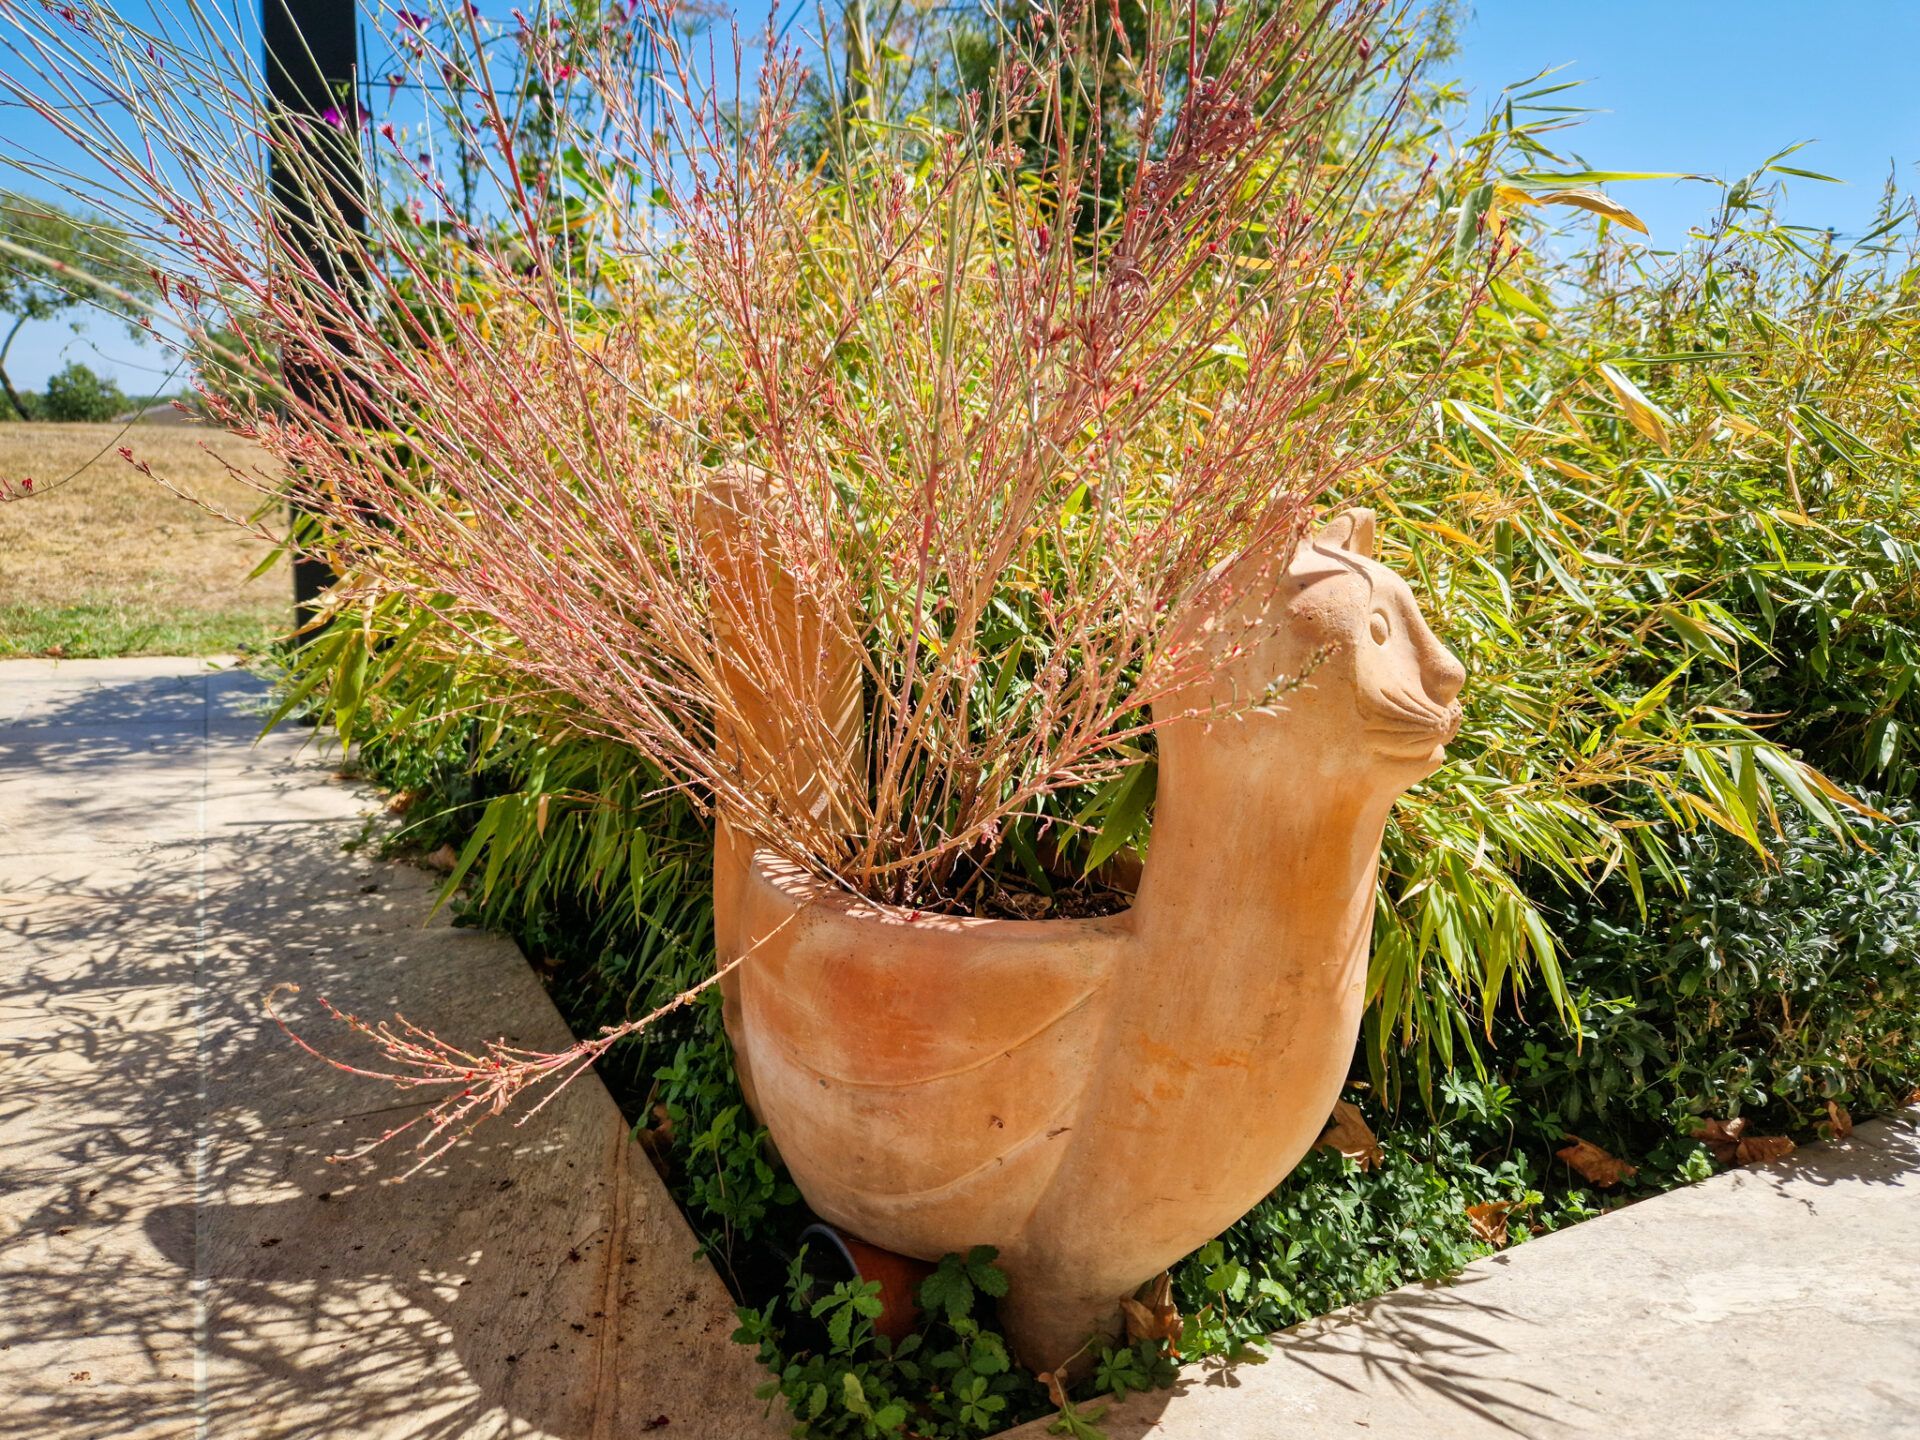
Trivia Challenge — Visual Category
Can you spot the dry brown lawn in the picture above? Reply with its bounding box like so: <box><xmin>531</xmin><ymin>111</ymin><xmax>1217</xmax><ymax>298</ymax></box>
<box><xmin>0</xmin><ymin>420</ymin><xmax>287</xmax><ymax>656</ymax></box>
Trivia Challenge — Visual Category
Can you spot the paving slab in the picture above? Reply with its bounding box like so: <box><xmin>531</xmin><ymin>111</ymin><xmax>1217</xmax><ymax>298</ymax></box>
<box><xmin>0</xmin><ymin>658</ymin><xmax>782</xmax><ymax>1440</ymax></box>
<box><xmin>1007</xmin><ymin>1111</ymin><xmax>1920</xmax><ymax>1440</ymax></box>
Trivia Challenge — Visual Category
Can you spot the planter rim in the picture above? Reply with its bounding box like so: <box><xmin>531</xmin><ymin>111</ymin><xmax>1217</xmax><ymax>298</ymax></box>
<box><xmin>744</xmin><ymin>844</ymin><xmax>1132</xmax><ymax>936</ymax></box>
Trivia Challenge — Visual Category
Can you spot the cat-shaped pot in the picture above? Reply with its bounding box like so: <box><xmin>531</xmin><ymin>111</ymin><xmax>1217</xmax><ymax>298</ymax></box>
<box><xmin>709</xmin><ymin>508</ymin><xmax>1464</xmax><ymax>1375</ymax></box>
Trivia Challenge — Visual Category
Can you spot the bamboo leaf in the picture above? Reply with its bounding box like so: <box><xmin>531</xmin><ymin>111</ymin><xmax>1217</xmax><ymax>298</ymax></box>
<box><xmin>1595</xmin><ymin>362</ymin><xmax>1673</xmax><ymax>451</ymax></box>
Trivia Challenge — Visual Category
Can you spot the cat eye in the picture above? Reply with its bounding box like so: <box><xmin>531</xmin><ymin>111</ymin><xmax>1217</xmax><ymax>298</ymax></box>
<box><xmin>1369</xmin><ymin>610</ymin><xmax>1392</xmax><ymax>645</ymax></box>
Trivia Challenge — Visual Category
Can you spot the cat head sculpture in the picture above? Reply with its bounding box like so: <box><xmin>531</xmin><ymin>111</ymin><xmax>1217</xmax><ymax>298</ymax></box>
<box><xmin>1157</xmin><ymin>509</ymin><xmax>1466</xmax><ymax>790</ymax></box>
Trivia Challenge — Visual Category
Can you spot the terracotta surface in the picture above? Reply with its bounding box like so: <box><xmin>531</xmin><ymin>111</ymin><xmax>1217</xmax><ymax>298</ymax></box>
<box><xmin>710</xmin><ymin>511</ymin><xmax>1465</xmax><ymax>1373</ymax></box>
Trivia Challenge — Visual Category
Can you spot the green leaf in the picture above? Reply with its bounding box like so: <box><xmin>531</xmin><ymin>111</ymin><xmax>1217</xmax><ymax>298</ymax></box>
<box><xmin>966</xmin><ymin>1247</ymin><xmax>1010</xmax><ymax>1298</ymax></box>
<box><xmin>1489</xmin><ymin>277</ymin><xmax>1549</xmax><ymax>321</ymax></box>
<box><xmin>1084</xmin><ymin>763</ymin><xmax>1155</xmax><ymax>875</ymax></box>
<box><xmin>1454</xmin><ymin>180</ymin><xmax>1495</xmax><ymax>267</ymax></box>
<box><xmin>840</xmin><ymin>1370</ymin><xmax>872</xmax><ymax>1419</ymax></box>
<box><xmin>1505</xmin><ymin>169</ymin><xmax>1705</xmax><ymax>185</ymax></box>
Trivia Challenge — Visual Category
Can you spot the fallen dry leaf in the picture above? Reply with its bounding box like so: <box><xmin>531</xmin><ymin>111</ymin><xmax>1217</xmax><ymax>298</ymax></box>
<box><xmin>385</xmin><ymin>789</ymin><xmax>417</xmax><ymax>815</ymax></box>
<box><xmin>1036</xmin><ymin>1370</ymin><xmax>1069</xmax><ymax>1410</ymax></box>
<box><xmin>1557</xmin><ymin>1135</ymin><xmax>1637</xmax><ymax>1188</ymax></box>
<box><xmin>425</xmin><ymin>842</ymin><xmax>458</xmax><ymax>873</ymax></box>
<box><xmin>1735</xmin><ymin>1135</ymin><xmax>1796</xmax><ymax>1165</ymax></box>
<box><xmin>1691</xmin><ymin>1117</ymin><xmax>1795</xmax><ymax>1168</ymax></box>
<box><xmin>1691</xmin><ymin>1116</ymin><xmax>1748</xmax><ymax>1166</ymax></box>
<box><xmin>1465</xmin><ymin>1201</ymin><xmax>1512</xmax><ymax>1247</ymax></box>
<box><xmin>1826</xmin><ymin>1100</ymin><xmax>1853</xmax><ymax>1140</ymax></box>
<box><xmin>1121</xmin><ymin>1271</ymin><xmax>1184</xmax><ymax>1352</ymax></box>
<box><xmin>1120</xmin><ymin>1297</ymin><xmax>1184</xmax><ymax>1347</ymax></box>
<box><xmin>1316</xmin><ymin>1099</ymin><xmax>1382</xmax><ymax>1171</ymax></box>
<box><xmin>638</xmin><ymin>1102</ymin><xmax>674</xmax><ymax>1152</ymax></box>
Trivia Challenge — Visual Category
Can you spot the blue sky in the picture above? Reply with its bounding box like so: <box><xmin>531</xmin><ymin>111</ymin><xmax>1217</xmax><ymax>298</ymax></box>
<box><xmin>4</xmin><ymin>0</ymin><xmax>1916</xmax><ymax>395</ymax></box>
<box><xmin>1451</xmin><ymin>1</ymin><xmax>1920</xmax><ymax>244</ymax></box>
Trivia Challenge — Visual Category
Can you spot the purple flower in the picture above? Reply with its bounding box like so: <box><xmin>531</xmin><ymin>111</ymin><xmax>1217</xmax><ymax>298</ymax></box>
<box><xmin>320</xmin><ymin>105</ymin><xmax>344</xmax><ymax>127</ymax></box>
<box><xmin>398</xmin><ymin>10</ymin><xmax>430</xmax><ymax>29</ymax></box>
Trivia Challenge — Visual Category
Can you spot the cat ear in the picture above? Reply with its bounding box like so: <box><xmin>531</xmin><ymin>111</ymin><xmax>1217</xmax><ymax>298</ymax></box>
<box><xmin>1316</xmin><ymin>508</ymin><xmax>1376</xmax><ymax>560</ymax></box>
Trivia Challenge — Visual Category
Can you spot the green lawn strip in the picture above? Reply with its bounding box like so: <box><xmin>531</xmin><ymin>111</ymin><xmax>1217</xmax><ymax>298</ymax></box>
<box><xmin>0</xmin><ymin>599</ymin><xmax>284</xmax><ymax>658</ymax></box>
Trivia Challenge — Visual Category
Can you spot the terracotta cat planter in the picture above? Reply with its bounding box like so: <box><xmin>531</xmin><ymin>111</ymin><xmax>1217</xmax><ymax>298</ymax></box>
<box><xmin>706</xmin><ymin>504</ymin><xmax>1464</xmax><ymax>1374</ymax></box>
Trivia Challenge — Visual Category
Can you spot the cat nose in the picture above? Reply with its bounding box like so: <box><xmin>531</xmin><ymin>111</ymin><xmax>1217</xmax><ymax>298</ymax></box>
<box><xmin>1425</xmin><ymin>645</ymin><xmax>1465</xmax><ymax>707</ymax></box>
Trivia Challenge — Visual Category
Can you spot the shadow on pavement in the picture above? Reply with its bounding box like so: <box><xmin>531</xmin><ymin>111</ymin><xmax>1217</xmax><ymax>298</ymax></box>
<box><xmin>0</xmin><ymin>665</ymin><xmax>767</xmax><ymax>1440</ymax></box>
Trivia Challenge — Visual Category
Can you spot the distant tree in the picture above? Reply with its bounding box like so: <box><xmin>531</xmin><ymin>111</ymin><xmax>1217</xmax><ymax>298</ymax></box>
<box><xmin>0</xmin><ymin>191</ymin><xmax>152</xmax><ymax>420</ymax></box>
<box><xmin>40</xmin><ymin>361</ymin><xmax>124</xmax><ymax>422</ymax></box>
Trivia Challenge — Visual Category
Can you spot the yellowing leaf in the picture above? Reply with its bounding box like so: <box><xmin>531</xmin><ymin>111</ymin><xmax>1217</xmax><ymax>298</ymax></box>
<box><xmin>1533</xmin><ymin>187</ymin><xmax>1649</xmax><ymax>235</ymax></box>
<box><xmin>1411</xmin><ymin>519</ymin><xmax>1482</xmax><ymax>550</ymax></box>
<box><xmin>1596</xmin><ymin>362</ymin><xmax>1673</xmax><ymax>451</ymax></box>
<box><xmin>1792</xmin><ymin>758</ymin><xmax>1890</xmax><ymax>821</ymax></box>
<box><xmin>1495</xmin><ymin>183</ymin><xmax>1649</xmax><ymax>234</ymax></box>
<box><xmin>1542</xmin><ymin>454</ymin><xmax>1604</xmax><ymax>484</ymax></box>
<box><xmin>1450</xmin><ymin>399</ymin><xmax>1512</xmax><ymax>456</ymax></box>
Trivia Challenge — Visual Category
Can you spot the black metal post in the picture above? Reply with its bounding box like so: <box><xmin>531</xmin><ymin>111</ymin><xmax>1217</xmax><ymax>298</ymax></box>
<box><xmin>263</xmin><ymin>0</ymin><xmax>363</xmax><ymax>633</ymax></box>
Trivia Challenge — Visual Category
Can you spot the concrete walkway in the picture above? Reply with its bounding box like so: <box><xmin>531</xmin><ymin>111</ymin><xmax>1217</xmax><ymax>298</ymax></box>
<box><xmin>0</xmin><ymin>658</ymin><xmax>779</xmax><ymax>1440</ymax></box>
<box><xmin>1005</xmin><ymin>1112</ymin><xmax>1920</xmax><ymax>1439</ymax></box>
